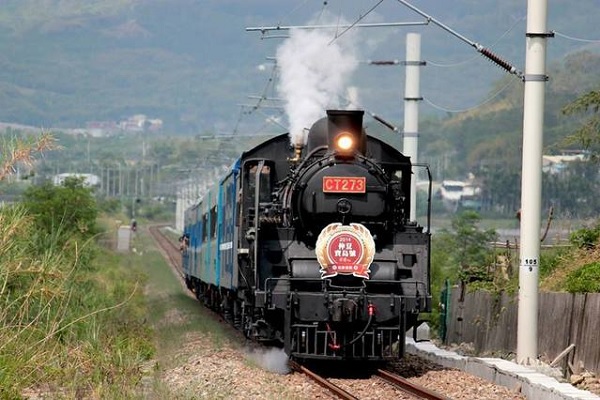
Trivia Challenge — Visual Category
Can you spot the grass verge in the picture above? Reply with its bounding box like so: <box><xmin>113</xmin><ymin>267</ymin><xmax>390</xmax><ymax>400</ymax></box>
<box><xmin>131</xmin><ymin>227</ymin><xmax>240</xmax><ymax>398</ymax></box>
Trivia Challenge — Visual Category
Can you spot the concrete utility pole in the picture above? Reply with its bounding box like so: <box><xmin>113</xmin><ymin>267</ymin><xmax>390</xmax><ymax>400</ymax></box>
<box><xmin>402</xmin><ymin>33</ymin><xmax>423</xmax><ymax>222</ymax></box>
<box><xmin>517</xmin><ymin>0</ymin><xmax>550</xmax><ymax>365</ymax></box>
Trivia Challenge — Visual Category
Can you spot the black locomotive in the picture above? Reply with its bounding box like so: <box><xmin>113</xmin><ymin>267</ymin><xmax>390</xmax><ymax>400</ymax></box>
<box><xmin>183</xmin><ymin>109</ymin><xmax>432</xmax><ymax>361</ymax></box>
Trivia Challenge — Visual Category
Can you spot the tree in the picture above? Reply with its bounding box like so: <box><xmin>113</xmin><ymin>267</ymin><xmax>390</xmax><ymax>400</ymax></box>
<box><xmin>562</xmin><ymin>89</ymin><xmax>600</xmax><ymax>161</ymax></box>
<box><xmin>435</xmin><ymin>211</ymin><xmax>498</xmax><ymax>285</ymax></box>
<box><xmin>22</xmin><ymin>177</ymin><xmax>99</xmax><ymax>239</ymax></box>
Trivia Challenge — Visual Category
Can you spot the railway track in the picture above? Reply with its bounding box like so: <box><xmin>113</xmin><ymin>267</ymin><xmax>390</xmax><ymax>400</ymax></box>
<box><xmin>290</xmin><ymin>361</ymin><xmax>358</xmax><ymax>399</ymax></box>
<box><xmin>290</xmin><ymin>361</ymin><xmax>449</xmax><ymax>400</ymax></box>
<box><xmin>148</xmin><ymin>225</ymin><xmax>185</xmax><ymax>281</ymax></box>
<box><xmin>375</xmin><ymin>369</ymin><xmax>451</xmax><ymax>400</ymax></box>
<box><xmin>151</xmin><ymin>225</ymin><xmax>452</xmax><ymax>400</ymax></box>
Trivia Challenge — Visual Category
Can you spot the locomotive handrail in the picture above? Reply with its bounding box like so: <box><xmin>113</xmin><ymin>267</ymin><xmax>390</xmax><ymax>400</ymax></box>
<box><xmin>253</xmin><ymin>160</ymin><xmax>266</xmax><ymax>288</ymax></box>
<box><xmin>412</xmin><ymin>163</ymin><xmax>433</xmax><ymax>234</ymax></box>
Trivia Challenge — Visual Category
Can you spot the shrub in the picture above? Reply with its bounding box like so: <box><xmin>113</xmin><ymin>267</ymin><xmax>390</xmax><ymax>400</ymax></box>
<box><xmin>569</xmin><ymin>224</ymin><xmax>600</xmax><ymax>249</ymax></box>
<box><xmin>565</xmin><ymin>261</ymin><xmax>600</xmax><ymax>293</ymax></box>
<box><xmin>22</xmin><ymin>176</ymin><xmax>98</xmax><ymax>240</ymax></box>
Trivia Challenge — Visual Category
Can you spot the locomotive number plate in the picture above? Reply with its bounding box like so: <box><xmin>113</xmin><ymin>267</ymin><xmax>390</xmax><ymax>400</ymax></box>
<box><xmin>322</xmin><ymin>176</ymin><xmax>366</xmax><ymax>193</ymax></box>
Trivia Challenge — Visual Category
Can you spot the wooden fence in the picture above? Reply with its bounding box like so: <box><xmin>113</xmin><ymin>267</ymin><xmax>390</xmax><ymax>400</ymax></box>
<box><xmin>444</xmin><ymin>289</ymin><xmax>600</xmax><ymax>375</ymax></box>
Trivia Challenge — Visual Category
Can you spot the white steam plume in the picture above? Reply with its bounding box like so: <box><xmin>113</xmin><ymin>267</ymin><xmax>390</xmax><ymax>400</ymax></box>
<box><xmin>276</xmin><ymin>17</ymin><xmax>360</xmax><ymax>146</ymax></box>
<box><xmin>346</xmin><ymin>86</ymin><xmax>360</xmax><ymax>109</ymax></box>
<box><xmin>245</xmin><ymin>347</ymin><xmax>290</xmax><ymax>375</ymax></box>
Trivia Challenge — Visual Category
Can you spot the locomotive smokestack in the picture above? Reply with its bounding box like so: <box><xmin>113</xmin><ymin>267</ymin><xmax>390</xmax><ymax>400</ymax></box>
<box><xmin>287</xmin><ymin>126</ymin><xmax>307</xmax><ymax>164</ymax></box>
<box><xmin>289</xmin><ymin>142</ymin><xmax>303</xmax><ymax>164</ymax></box>
<box><xmin>327</xmin><ymin>110</ymin><xmax>366</xmax><ymax>155</ymax></box>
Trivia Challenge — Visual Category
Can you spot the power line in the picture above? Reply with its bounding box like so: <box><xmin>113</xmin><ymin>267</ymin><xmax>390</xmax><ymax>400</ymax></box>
<box><xmin>246</xmin><ymin>21</ymin><xmax>429</xmax><ymax>34</ymax></box>
<box><xmin>423</xmin><ymin>76</ymin><xmax>520</xmax><ymax>113</ymax></box>
<box><xmin>425</xmin><ymin>16</ymin><xmax>525</xmax><ymax>68</ymax></box>
<box><xmin>553</xmin><ymin>30</ymin><xmax>600</xmax><ymax>43</ymax></box>
<box><xmin>328</xmin><ymin>0</ymin><xmax>385</xmax><ymax>44</ymax></box>
<box><xmin>395</xmin><ymin>0</ymin><xmax>524</xmax><ymax>79</ymax></box>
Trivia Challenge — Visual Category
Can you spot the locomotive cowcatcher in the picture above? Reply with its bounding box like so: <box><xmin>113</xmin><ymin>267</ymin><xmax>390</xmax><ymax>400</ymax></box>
<box><xmin>182</xmin><ymin>109</ymin><xmax>432</xmax><ymax>361</ymax></box>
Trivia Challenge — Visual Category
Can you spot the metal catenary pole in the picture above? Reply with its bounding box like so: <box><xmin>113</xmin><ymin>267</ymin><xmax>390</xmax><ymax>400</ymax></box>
<box><xmin>402</xmin><ymin>33</ymin><xmax>423</xmax><ymax>222</ymax></box>
<box><xmin>517</xmin><ymin>0</ymin><xmax>550</xmax><ymax>365</ymax></box>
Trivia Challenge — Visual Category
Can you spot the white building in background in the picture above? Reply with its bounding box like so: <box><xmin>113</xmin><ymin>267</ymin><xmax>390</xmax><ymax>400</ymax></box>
<box><xmin>439</xmin><ymin>180</ymin><xmax>466</xmax><ymax>203</ymax></box>
<box><xmin>53</xmin><ymin>173</ymin><xmax>100</xmax><ymax>187</ymax></box>
<box><xmin>542</xmin><ymin>153</ymin><xmax>587</xmax><ymax>175</ymax></box>
<box><xmin>439</xmin><ymin>179</ymin><xmax>482</xmax><ymax>212</ymax></box>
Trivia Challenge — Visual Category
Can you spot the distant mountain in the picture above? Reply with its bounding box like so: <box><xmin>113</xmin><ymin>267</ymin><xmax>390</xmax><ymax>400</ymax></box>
<box><xmin>0</xmin><ymin>0</ymin><xmax>598</xmax><ymax>134</ymax></box>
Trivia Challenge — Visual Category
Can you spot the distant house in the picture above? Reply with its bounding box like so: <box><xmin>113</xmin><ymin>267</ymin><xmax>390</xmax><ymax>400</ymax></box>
<box><xmin>53</xmin><ymin>173</ymin><xmax>100</xmax><ymax>187</ymax></box>
<box><xmin>83</xmin><ymin>115</ymin><xmax>163</xmax><ymax>136</ymax></box>
<box><xmin>118</xmin><ymin>114</ymin><xmax>163</xmax><ymax>132</ymax></box>
<box><xmin>438</xmin><ymin>179</ymin><xmax>482</xmax><ymax>212</ymax></box>
<box><xmin>542</xmin><ymin>153</ymin><xmax>587</xmax><ymax>175</ymax></box>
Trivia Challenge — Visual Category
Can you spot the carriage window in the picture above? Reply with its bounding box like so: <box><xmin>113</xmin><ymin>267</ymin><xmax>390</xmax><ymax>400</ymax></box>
<box><xmin>202</xmin><ymin>214</ymin><xmax>208</xmax><ymax>240</ymax></box>
<box><xmin>247</xmin><ymin>164</ymin><xmax>272</xmax><ymax>204</ymax></box>
<box><xmin>210</xmin><ymin>206</ymin><xmax>217</xmax><ymax>238</ymax></box>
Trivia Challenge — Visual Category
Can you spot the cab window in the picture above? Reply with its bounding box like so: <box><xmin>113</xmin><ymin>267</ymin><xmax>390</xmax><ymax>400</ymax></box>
<box><xmin>246</xmin><ymin>164</ymin><xmax>271</xmax><ymax>204</ymax></box>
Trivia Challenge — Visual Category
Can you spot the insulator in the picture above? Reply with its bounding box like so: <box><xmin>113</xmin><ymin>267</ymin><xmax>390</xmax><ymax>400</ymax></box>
<box><xmin>479</xmin><ymin>48</ymin><xmax>515</xmax><ymax>74</ymax></box>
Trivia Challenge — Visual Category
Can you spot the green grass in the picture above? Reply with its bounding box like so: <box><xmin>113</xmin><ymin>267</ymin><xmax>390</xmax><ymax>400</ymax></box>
<box><xmin>133</xmin><ymin>227</ymin><xmax>245</xmax><ymax>398</ymax></box>
<box><xmin>139</xmin><ymin>234</ymin><xmax>232</xmax><ymax>350</ymax></box>
<box><xmin>0</xmin><ymin>206</ymin><xmax>155</xmax><ymax>398</ymax></box>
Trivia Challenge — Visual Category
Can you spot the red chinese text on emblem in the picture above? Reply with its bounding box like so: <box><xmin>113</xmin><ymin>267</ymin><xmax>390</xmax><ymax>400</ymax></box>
<box><xmin>327</xmin><ymin>233</ymin><xmax>363</xmax><ymax>270</ymax></box>
<box><xmin>316</xmin><ymin>223</ymin><xmax>375</xmax><ymax>279</ymax></box>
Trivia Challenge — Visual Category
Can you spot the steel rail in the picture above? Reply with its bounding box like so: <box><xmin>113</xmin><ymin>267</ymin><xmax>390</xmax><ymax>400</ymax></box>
<box><xmin>289</xmin><ymin>361</ymin><xmax>358</xmax><ymax>400</ymax></box>
<box><xmin>376</xmin><ymin>369</ymin><xmax>450</xmax><ymax>400</ymax></box>
<box><xmin>148</xmin><ymin>225</ymin><xmax>185</xmax><ymax>279</ymax></box>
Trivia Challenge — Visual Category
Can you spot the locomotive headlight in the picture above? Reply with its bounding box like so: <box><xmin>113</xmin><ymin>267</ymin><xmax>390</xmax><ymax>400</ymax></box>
<box><xmin>335</xmin><ymin>132</ymin><xmax>354</xmax><ymax>153</ymax></box>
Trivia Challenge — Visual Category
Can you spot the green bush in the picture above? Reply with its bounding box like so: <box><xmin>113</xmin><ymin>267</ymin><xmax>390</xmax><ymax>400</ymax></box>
<box><xmin>97</xmin><ymin>196</ymin><xmax>122</xmax><ymax>214</ymax></box>
<box><xmin>22</xmin><ymin>176</ymin><xmax>99</xmax><ymax>241</ymax></box>
<box><xmin>565</xmin><ymin>261</ymin><xmax>600</xmax><ymax>293</ymax></box>
<box><xmin>569</xmin><ymin>224</ymin><xmax>600</xmax><ymax>249</ymax></box>
<box><xmin>539</xmin><ymin>246</ymin><xmax>568</xmax><ymax>278</ymax></box>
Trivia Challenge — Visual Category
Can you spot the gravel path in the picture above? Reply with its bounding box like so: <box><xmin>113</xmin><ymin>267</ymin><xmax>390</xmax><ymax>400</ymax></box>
<box><xmin>157</xmin><ymin>324</ymin><xmax>527</xmax><ymax>399</ymax></box>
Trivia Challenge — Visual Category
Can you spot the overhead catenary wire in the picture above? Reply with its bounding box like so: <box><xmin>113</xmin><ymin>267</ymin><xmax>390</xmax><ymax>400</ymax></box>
<box><xmin>328</xmin><ymin>0</ymin><xmax>385</xmax><ymax>44</ymax></box>
<box><xmin>425</xmin><ymin>15</ymin><xmax>525</xmax><ymax>68</ymax></box>
<box><xmin>395</xmin><ymin>0</ymin><xmax>524</xmax><ymax>79</ymax></box>
<box><xmin>252</xmin><ymin>107</ymin><xmax>288</xmax><ymax>132</ymax></box>
<box><xmin>277</xmin><ymin>0</ymin><xmax>311</xmax><ymax>29</ymax></box>
<box><xmin>552</xmin><ymin>30</ymin><xmax>600</xmax><ymax>43</ymax></box>
<box><xmin>247</xmin><ymin>21</ymin><xmax>429</xmax><ymax>34</ymax></box>
<box><xmin>314</xmin><ymin>0</ymin><xmax>330</xmax><ymax>26</ymax></box>
<box><xmin>423</xmin><ymin>76</ymin><xmax>520</xmax><ymax>113</ymax></box>
<box><xmin>232</xmin><ymin>61</ymin><xmax>282</xmax><ymax>136</ymax></box>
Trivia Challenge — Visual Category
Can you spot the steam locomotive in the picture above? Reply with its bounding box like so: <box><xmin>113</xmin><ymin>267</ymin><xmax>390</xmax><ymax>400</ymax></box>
<box><xmin>182</xmin><ymin>110</ymin><xmax>432</xmax><ymax>361</ymax></box>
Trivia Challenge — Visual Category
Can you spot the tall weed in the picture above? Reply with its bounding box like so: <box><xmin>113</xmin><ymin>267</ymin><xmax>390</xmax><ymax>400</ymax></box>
<box><xmin>0</xmin><ymin>205</ymin><xmax>153</xmax><ymax>398</ymax></box>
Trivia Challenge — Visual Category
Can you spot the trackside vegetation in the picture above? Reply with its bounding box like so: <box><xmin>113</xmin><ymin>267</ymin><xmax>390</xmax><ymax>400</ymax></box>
<box><xmin>0</xmin><ymin>136</ymin><xmax>153</xmax><ymax>398</ymax></box>
<box><xmin>428</xmin><ymin>211</ymin><xmax>600</xmax><ymax>337</ymax></box>
<box><xmin>430</xmin><ymin>87</ymin><xmax>600</xmax><ymax>300</ymax></box>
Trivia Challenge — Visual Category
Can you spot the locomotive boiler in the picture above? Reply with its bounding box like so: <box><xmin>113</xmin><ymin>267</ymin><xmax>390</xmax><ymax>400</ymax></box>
<box><xmin>182</xmin><ymin>109</ymin><xmax>432</xmax><ymax>361</ymax></box>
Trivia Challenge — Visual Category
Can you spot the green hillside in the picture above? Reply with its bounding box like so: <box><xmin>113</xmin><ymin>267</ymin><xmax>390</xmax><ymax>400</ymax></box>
<box><xmin>0</xmin><ymin>0</ymin><xmax>598</xmax><ymax>134</ymax></box>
